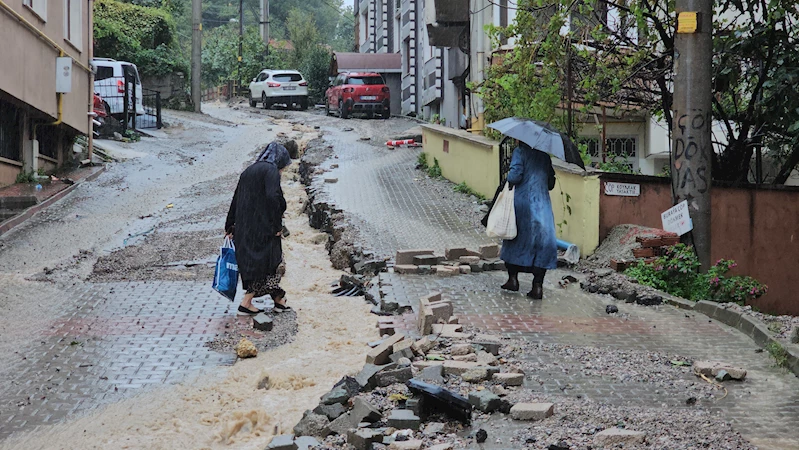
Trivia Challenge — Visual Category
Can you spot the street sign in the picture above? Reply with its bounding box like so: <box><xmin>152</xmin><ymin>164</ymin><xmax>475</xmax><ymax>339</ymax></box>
<box><xmin>604</xmin><ymin>182</ymin><xmax>640</xmax><ymax>197</ymax></box>
<box><xmin>661</xmin><ymin>200</ymin><xmax>693</xmax><ymax>236</ymax></box>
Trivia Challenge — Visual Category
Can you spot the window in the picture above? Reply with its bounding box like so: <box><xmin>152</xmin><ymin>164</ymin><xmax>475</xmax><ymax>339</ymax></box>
<box><xmin>38</xmin><ymin>126</ymin><xmax>60</xmax><ymax>160</ymax></box>
<box><xmin>95</xmin><ymin>66</ymin><xmax>114</xmax><ymax>81</ymax></box>
<box><xmin>0</xmin><ymin>100</ymin><xmax>22</xmax><ymax>162</ymax></box>
<box><xmin>346</xmin><ymin>76</ymin><xmax>384</xmax><ymax>85</ymax></box>
<box><xmin>23</xmin><ymin>0</ymin><xmax>47</xmax><ymax>21</ymax></box>
<box><xmin>272</xmin><ymin>73</ymin><xmax>303</xmax><ymax>83</ymax></box>
<box><xmin>64</xmin><ymin>0</ymin><xmax>82</xmax><ymax>49</ymax></box>
<box><xmin>579</xmin><ymin>136</ymin><xmax>638</xmax><ymax>171</ymax></box>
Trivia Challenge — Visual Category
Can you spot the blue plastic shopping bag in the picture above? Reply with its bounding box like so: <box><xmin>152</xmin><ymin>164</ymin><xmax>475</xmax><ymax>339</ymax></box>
<box><xmin>212</xmin><ymin>236</ymin><xmax>238</xmax><ymax>301</ymax></box>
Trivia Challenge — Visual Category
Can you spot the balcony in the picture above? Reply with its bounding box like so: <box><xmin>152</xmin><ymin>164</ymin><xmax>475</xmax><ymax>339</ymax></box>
<box><xmin>424</xmin><ymin>0</ymin><xmax>468</xmax><ymax>47</ymax></box>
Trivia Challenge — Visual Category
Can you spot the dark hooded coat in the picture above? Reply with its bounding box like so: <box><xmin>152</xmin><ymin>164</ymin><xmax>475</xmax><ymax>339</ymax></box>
<box><xmin>225</xmin><ymin>144</ymin><xmax>289</xmax><ymax>280</ymax></box>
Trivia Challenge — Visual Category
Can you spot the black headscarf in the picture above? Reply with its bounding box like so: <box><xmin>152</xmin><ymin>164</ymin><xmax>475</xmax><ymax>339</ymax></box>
<box><xmin>256</xmin><ymin>142</ymin><xmax>292</xmax><ymax>169</ymax></box>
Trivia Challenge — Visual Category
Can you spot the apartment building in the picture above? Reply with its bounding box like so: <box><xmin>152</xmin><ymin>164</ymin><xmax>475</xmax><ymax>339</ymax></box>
<box><xmin>0</xmin><ymin>0</ymin><xmax>92</xmax><ymax>186</ymax></box>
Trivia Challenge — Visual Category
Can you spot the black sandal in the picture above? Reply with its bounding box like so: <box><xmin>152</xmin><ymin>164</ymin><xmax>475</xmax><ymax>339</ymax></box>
<box><xmin>273</xmin><ymin>302</ymin><xmax>292</xmax><ymax>313</ymax></box>
<box><xmin>237</xmin><ymin>305</ymin><xmax>263</xmax><ymax>315</ymax></box>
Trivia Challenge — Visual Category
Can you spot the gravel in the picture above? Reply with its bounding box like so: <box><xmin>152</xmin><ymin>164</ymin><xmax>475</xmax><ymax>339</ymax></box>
<box><xmin>204</xmin><ymin>309</ymin><xmax>298</xmax><ymax>353</ymax></box>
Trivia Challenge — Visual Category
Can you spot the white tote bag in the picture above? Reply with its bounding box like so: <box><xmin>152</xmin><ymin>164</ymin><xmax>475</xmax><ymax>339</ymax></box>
<box><xmin>485</xmin><ymin>182</ymin><xmax>517</xmax><ymax>239</ymax></box>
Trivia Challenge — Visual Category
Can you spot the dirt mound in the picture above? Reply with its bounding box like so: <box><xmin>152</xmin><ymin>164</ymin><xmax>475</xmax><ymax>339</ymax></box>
<box><xmin>580</xmin><ymin>224</ymin><xmax>675</xmax><ymax>270</ymax></box>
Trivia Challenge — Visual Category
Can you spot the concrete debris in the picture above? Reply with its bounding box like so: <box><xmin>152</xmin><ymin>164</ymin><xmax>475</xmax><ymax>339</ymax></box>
<box><xmin>294</xmin><ymin>436</ymin><xmax>320</xmax><ymax>450</ymax></box>
<box><xmin>253</xmin><ymin>313</ymin><xmax>274</xmax><ymax>331</ymax></box>
<box><xmin>293</xmin><ymin>411</ymin><xmax>330</xmax><ymax>438</ymax></box>
<box><xmin>444</xmin><ymin>247</ymin><xmax>481</xmax><ymax>261</ymax></box>
<box><xmin>314</xmin><ymin>403</ymin><xmax>347</xmax><ymax>421</ymax></box>
<box><xmin>414</xmin><ymin>364</ymin><xmax>445</xmax><ymax>384</ymax></box>
<box><xmin>493</xmin><ymin>372</ymin><xmax>524</xmax><ymax>386</ymax></box>
<box><xmin>693</xmin><ymin>361</ymin><xmax>747</xmax><ymax>381</ymax></box>
<box><xmin>347</xmin><ymin>429</ymin><xmax>383</xmax><ymax>450</ymax></box>
<box><xmin>386</xmin><ymin>409</ymin><xmax>421</xmax><ymax>430</ymax></box>
<box><xmin>450</xmin><ymin>344</ymin><xmax>474</xmax><ymax>356</ymax></box>
<box><xmin>388</xmin><ymin>439</ymin><xmax>423</xmax><ymax>450</ymax></box>
<box><xmin>468</xmin><ymin>390</ymin><xmax>502</xmax><ymax>413</ymax></box>
<box><xmin>510</xmin><ymin>403</ymin><xmax>554</xmax><ymax>421</ymax></box>
<box><xmin>395</xmin><ymin>249</ymin><xmax>435</xmax><ymax>265</ymax></box>
<box><xmin>594</xmin><ymin>428</ymin><xmax>647</xmax><ymax>446</ymax></box>
<box><xmin>367</xmin><ymin>333</ymin><xmax>407</xmax><ymax>365</ymax></box>
<box><xmin>267</xmin><ymin>434</ymin><xmax>298</xmax><ymax>450</ymax></box>
<box><xmin>375</xmin><ymin>366</ymin><xmax>413</xmax><ymax>387</ymax></box>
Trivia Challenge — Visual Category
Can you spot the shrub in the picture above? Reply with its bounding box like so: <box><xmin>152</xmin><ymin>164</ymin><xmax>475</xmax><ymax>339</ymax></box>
<box><xmin>624</xmin><ymin>244</ymin><xmax>768</xmax><ymax>304</ymax></box>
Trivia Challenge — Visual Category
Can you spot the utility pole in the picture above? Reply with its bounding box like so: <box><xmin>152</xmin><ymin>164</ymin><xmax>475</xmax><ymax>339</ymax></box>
<box><xmin>238</xmin><ymin>0</ymin><xmax>244</xmax><ymax>93</ymax></box>
<box><xmin>260</xmin><ymin>0</ymin><xmax>270</xmax><ymax>49</ymax></box>
<box><xmin>191</xmin><ymin>0</ymin><xmax>202</xmax><ymax>112</ymax></box>
<box><xmin>671</xmin><ymin>0</ymin><xmax>713</xmax><ymax>268</ymax></box>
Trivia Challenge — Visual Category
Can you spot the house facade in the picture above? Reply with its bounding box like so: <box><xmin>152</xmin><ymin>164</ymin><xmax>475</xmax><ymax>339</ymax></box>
<box><xmin>0</xmin><ymin>0</ymin><xmax>92</xmax><ymax>187</ymax></box>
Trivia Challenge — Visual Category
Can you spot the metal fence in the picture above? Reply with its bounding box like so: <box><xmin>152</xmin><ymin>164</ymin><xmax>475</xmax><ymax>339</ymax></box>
<box><xmin>95</xmin><ymin>72</ymin><xmax>162</xmax><ymax>132</ymax></box>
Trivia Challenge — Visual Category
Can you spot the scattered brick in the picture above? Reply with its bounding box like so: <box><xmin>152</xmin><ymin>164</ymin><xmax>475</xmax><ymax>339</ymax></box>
<box><xmin>458</xmin><ymin>255</ymin><xmax>480</xmax><ymax>265</ymax></box>
<box><xmin>493</xmin><ymin>372</ymin><xmax>524</xmax><ymax>386</ymax></box>
<box><xmin>444</xmin><ymin>247</ymin><xmax>481</xmax><ymax>261</ymax></box>
<box><xmin>366</xmin><ymin>333</ymin><xmax>406</xmax><ymax>365</ymax></box>
<box><xmin>479</xmin><ymin>244</ymin><xmax>500</xmax><ymax>259</ymax></box>
<box><xmin>253</xmin><ymin>313</ymin><xmax>274</xmax><ymax>332</ymax></box>
<box><xmin>594</xmin><ymin>428</ymin><xmax>647</xmax><ymax>446</ymax></box>
<box><xmin>394</xmin><ymin>264</ymin><xmax>419</xmax><ymax>274</ymax></box>
<box><xmin>395</xmin><ymin>249</ymin><xmax>435</xmax><ymax>265</ymax></box>
<box><xmin>510</xmin><ymin>403</ymin><xmax>554</xmax><ymax>421</ymax></box>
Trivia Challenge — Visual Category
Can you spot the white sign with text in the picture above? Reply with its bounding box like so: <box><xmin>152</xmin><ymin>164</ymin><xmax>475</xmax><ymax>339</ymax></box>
<box><xmin>661</xmin><ymin>200</ymin><xmax>693</xmax><ymax>236</ymax></box>
<box><xmin>604</xmin><ymin>182</ymin><xmax>641</xmax><ymax>197</ymax></box>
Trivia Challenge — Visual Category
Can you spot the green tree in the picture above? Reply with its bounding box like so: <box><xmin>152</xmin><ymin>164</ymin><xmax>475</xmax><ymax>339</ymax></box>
<box><xmin>479</xmin><ymin>0</ymin><xmax>799</xmax><ymax>183</ymax></box>
<box><xmin>202</xmin><ymin>24</ymin><xmax>286</xmax><ymax>86</ymax></box>
<box><xmin>286</xmin><ymin>8</ymin><xmax>320</xmax><ymax>67</ymax></box>
<box><xmin>93</xmin><ymin>0</ymin><xmax>186</xmax><ymax>77</ymax></box>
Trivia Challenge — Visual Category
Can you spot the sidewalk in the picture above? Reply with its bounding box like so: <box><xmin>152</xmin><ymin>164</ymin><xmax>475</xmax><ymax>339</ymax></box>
<box><xmin>0</xmin><ymin>164</ymin><xmax>105</xmax><ymax>236</ymax></box>
<box><xmin>317</xmin><ymin>130</ymin><xmax>799</xmax><ymax>449</ymax></box>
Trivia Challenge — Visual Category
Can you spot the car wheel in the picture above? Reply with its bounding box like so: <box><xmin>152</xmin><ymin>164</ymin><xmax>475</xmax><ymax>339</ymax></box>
<box><xmin>262</xmin><ymin>93</ymin><xmax>269</xmax><ymax>110</ymax></box>
<box><xmin>300</xmin><ymin>98</ymin><xmax>309</xmax><ymax>111</ymax></box>
<box><xmin>339</xmin><ymin>99</ymin><xmax>349</xmax><ymax>119</ymax></box>
<box><xmin>249</xmin><ymin>96</ymin><xmax>256</xmax><ymax>107</ymax></box>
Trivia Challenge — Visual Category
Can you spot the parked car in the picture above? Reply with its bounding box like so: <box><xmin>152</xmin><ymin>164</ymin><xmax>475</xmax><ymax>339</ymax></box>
<box><xmin>92</xmin><ymin>58</ymin><xmax>145</xmax><ymax>117</ymax></box>
<box><xmin>325</xmin><ymin>72</ymin><xmax>390</xmax><ymax>119</ymax></box>
<box><xmin>249</xmin><ymin>70</ymin><xmax>309</xmax><ymax>110</ymax></box>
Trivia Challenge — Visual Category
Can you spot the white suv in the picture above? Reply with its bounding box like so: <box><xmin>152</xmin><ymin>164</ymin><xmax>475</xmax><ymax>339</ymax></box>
<box><xmin>249</xmin><ymin>70</ymin><xmax>309</xmax><ymax>110</ymax></box>
<box><xmin>93</xmin><ymin>58</ymin><xmax>145</xmax><ymax>117</ymax></box>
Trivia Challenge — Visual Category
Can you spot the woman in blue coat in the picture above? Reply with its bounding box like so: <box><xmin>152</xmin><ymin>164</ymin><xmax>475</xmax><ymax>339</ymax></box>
<box><xmin>500</xmin><ymin>142</ymin><xmax>558</xmax><ymax>299</ymax></box>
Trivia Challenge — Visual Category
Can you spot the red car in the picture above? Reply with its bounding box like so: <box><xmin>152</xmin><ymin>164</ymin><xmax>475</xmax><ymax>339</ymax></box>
<box><xmin>325</xmin><ymin>72</ymin><xmax>390</xmax><ymax>119</ymax></box>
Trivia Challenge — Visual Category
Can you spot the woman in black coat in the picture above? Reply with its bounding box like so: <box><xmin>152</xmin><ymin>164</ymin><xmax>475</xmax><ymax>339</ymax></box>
<box><xmin>225</xmin><ymin>142</ymin><xmax>290</xmax><ymax>315</ymax></box>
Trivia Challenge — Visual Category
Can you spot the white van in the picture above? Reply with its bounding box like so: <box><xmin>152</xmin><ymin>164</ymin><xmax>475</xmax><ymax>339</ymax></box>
<box><xmin>93</xmin><ymin>58</ymin><xmax>145</xmax><ymax>117</ymax></box>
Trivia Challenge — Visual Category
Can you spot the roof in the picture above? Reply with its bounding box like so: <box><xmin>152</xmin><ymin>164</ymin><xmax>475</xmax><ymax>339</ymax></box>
<box><xmin>330</xmin><ymin>52</ymin><xmax>402</xmax><ymax>75</ymax></box>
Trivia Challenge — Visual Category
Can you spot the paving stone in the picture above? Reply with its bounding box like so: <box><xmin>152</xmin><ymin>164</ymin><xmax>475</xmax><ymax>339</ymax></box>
<box><xmin>386</xmin><ymin>409</ymin><xmax>421</xmax><ymax>430</ymax></box>
<box><xmin>326</xmin><ymin>412</ymin><xmax>358</xmax><ymax>435</ymax></box>
<box><xmin>459</xmin><ymin>265</ymin><xmax>472</xmax><ymax>274</ymax></box>
<box><xmin>314</xmin><ymin>403</ymin><xmax>347</xmax><ymax>421</ymax></box>
<box><xmin>510</xmin><ymin>403</ymin><xmax>554</xmax><ymax>421</ymax></box>
<box><xmin>415</xmin><ymin>364</ymin><xmax>445</xmax><ymax>384</ymax></box>
<box><xmin>417</xmin><ymin>304</ymin><xmax>435</xmax><ymax>335</ymax></box>
<box><xmin>476</xmin><ymin>350</ymin><xmax>498</xmax><ymax>366</ymax></box>
<box><xmin>469</xmin><ymin>263</ymin><xmax>483</xmax><ymax>273</ymax></box>
<box><xmin>479</xmin><ymin>244</ymin><xmax>500</xmax><ymax>259</ymax></box>
<box><xmin>375</xmin><ymin>366</ymin><xmax>413</xmax><ymax>387</ymax></box>
<box><xmin>429</xmin><ymin>301</ymin><xmax>453</xmax><ymax>323</ymax></box>
<box><xmin>434</xmin><ymin>265</ymin><xmax>459</xmax><ymax>277</ymax></box>
<box><xmin>352</xmin><ymin>397</ymin><xmax>383</xmax><ymax>423</ymax></box>
<box><xmin>452</xmin><ymin>353</ymin><xmax>478</xmax><ymax>362</ymax></box>
<box><xmin>267</xmin><ymin>434</ymin><xmax>298</xmax><ymax>450</ymax></box>
<box><xmin>347</xmin><ymin>428</ymin><xmax>383</xmax><ymax>450</ymax></box>
<box><xmin>468</xmin><ymin>390</ymin><xmax>502</xmax><ymax>412</ymax></box>
<box><xmin>356</xmin><ymin>363</ymin><xmax>397</xmax><ymax>391</ymax></box>
<box><xmin>396</xmin><ymin>249</ymin><xmax>435</xmax><ymax>265</ymax></box>
<box><xmin>294</xmin><ymin>411</ymin><xmax>331</xmax><ymax>437</ymax></box>
<box><xmin>394</xmin><ymin>265</ymin><xmax>419</xmax><ymax>274</ymax></box>
<box><xmin>421</xmin><ymin>292</ymin><xmax>443</xmax><ymax>303</ymax></box>
<box><xmin>594</xmin><ymin>428</ymin><xmax>647</xmax><ymax>446</ymax></box>
<box><xmin>492</xmin><ymin>372</ymin><xmax>524</xmax><ymax>386</ymax></box>
<box><xmin>451</xmin><ymin>344</ymin><xmax>474</xmax><ymax>356</ymax></box>
<box><xmin>389</xmin><ymin>339</ymin><xmax>415</xmax><ymax>362</ymax></box>
<box><xmin>462</xmin><ymin>368</ymin><xmax>492</xmax><ymax>382</ymax></box>
<box><xmin>406</xmin><ymin>398</ymin><xmax>421</xmax><ymax>416</ymax></box>
<box><xmin>427</xmin><ymin>444</ymin><xmax>454</xmax><ymax>450</ymax></box>
<box><xmin>295</xmin><ymin>436</ymin><xmax>321</xmax><ymax>450</ymax></box>
<box><xmin>253</xmin><ymin>313</ymin><xmax>274</xmax><ymax>331</ymax></box>
<box><xmin>320</xmin><ymin>386</ymin><xmax>350</xmax><ymax>405</ymax></box>
<box><xmin>459</xmin><ymin>255</ymin><xmax>480</xmax><ymax>265</ymax></box>
<box><xmin>388</xmin><ymin>439</ymin><xmax>423</xmax><ymax>450</ymax></box>
<box><xmin>411</xmin><ymin>336</ymin><xmax>434</xmax><ymax>355</ymax></box>
<box><xmin>442</xmin><ymin>360</ymin><xmax>480</xmax><ymax>376</ymax></box>
<box><xmin>412</xmin><ymin>254</ymin><xmax>444</xmax><ymax>265</ymax></box>
<box><xmin>366</xmin><ymin>333</ymin><xmax>407</xmax><ymax>365</ymax></box>
<box><xmin>445</xmin><ymin>247</ymin><xmax>481</xmax><ymax>261</ymax></box>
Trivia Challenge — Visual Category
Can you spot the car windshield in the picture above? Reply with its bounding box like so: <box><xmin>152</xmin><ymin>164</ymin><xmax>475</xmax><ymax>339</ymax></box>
<box><xmin>272</xmin><ymin>74</ymin><xmax>303</xmax><ymax>82</ymax></box>
<box><xmin>347</xmin><ymin>76</ymin><xmax>383</xmax><ymax>85</ymax></box>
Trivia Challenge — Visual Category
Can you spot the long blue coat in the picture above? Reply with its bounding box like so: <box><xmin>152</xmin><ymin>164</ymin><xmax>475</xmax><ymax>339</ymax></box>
<box><xmin>499</xmin><ymin>146</ymin><xmax>558</xmax><ymax>270</ymax></box>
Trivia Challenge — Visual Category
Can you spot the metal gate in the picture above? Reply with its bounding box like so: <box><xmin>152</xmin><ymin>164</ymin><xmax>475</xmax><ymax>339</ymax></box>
<box><xmin>499</xmin><ymin>136</ymin><xmax>516</xmax><ymax>186</ymax></box>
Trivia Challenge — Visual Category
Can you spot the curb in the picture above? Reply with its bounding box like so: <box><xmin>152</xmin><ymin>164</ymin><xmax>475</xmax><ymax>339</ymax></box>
<box><xmin>664</xmin><ymin>297</ymin><xmax>799</xmax><ymax>377</ymax></box>
<box><xmin>0</xmin><ymin>165</ymin><xmax>106</xmax><ymax>237</ymax></box>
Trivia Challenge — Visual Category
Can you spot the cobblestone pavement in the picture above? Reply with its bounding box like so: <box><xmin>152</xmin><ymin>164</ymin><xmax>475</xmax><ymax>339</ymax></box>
<box><xmin>378</xmin><ymin>271</ymin><xmax>799</xmax><ymax>449</ymax></box>
<box><xmin>318</xmin><ymin>129</ymin><xmax>496</xmax><ymax>259</ymax></box>
<box><xmin>0</xmin><ymin>281</ymin><xmax>238</xmax><ymax>439</ymax></box>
